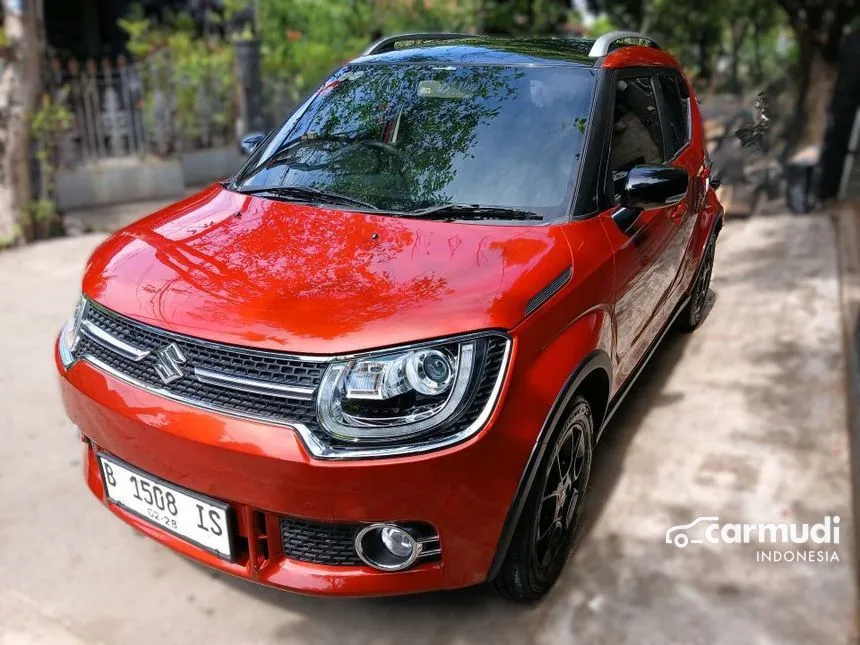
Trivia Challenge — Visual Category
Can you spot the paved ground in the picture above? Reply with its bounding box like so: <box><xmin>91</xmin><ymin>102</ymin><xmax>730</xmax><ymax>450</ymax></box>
<box><xmin>0</xmin><ymin>212</ymin><xmax>853</xmax><ymax>644</ymax></box>
<box><xmin>63</xmin><ymin>185</ymin><xmax>209</xmax><ymax>235</ymax></box>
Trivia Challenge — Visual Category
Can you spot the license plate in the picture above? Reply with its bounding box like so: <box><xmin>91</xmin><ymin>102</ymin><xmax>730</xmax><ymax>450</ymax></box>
<box><xmin>98</xmin><ymin>454</ymin><xmax>233</xmax><ymax>559</ymax></box>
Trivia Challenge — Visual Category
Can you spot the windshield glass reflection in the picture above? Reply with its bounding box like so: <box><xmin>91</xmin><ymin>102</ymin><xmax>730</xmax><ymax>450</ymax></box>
<box><xmin>234</xmin><ymin>64</ymin><xmax>595</xmax><ymax>221</ymax></box>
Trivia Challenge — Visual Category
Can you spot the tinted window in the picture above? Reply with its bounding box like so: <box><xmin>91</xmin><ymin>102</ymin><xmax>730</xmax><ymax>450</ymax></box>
<box><xmin>658</xmin><ymin>74</ymin><xmax>689</xmax><ymax>157</ymax></box>
<box><xmin>609</xmin><ymin>76</ymin><xmax>663</xmax><ymax>174</ymax></box>
<box><xmin>235</xmin><ymin>64</ymin><xmax>596</xmax><ymax>221</ymax></box>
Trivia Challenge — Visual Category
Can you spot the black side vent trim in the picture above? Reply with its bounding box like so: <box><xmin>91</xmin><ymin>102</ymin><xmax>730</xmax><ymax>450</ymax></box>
<box><xmin>525</xmin><ymin>267</ymin><xmax>572</xmax><ymax>316</ymax></box>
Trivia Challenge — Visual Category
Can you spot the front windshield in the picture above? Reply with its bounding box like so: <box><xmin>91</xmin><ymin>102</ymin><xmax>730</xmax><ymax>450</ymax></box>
<box><xmin>233</xmin><ymin>63</ymin><xmax>595</xmax><ymax>220</ymax></box>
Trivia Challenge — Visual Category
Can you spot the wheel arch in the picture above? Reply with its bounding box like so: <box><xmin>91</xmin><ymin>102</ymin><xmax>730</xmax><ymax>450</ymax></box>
<box><xmin>487</xmin><ymin>349</ymin><xmax>612</xmax><ymax>581</ymax></box>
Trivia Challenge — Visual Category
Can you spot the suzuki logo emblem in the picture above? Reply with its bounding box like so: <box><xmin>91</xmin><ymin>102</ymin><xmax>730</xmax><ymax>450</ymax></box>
<box><xmin>152</xmin><ymin>343</ymin><xmax>187</xmax><ymax>384</ymax></box>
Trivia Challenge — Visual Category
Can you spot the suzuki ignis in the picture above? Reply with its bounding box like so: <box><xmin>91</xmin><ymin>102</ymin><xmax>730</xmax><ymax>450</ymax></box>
<box><xmin>57</xmin><ymin>32</ymin><xmax>722</xmax><ymax>601</ymax></box>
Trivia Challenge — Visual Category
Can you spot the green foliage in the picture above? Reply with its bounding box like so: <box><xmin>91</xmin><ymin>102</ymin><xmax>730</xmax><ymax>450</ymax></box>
<box><xmin>119</xmin><ymin>1</ymin><xmax>481</xmax><ymax>133</ymax></box>
<box><xmin>115</xmin><ymin>0</ymin><xmax>798</xmax><ymax>129</ymax></box>
<box><xmin>587</xmin><ymin>14</ymin><xmax>617</xmax><ymax>37</ymax></box>
<box><xmin>31</xmin><ymin>93</ymin><xmax>72</xmax><ymax>172</ymax></box>
<box><xmin>375</xmin><ymin>0</ymin><xmax>480</xmax><ymax>33</ymax></box>
<box><xmin>584</xmin><ymin>0</ymin><xmax>643</xmax><ymax>30</ymax></box>
<box><xmin>24</xmin><ymin>93</ymin><xmax>72</xmax><ymax>240</ymax></box>
<box><xmin>169</xmin><ymin>31</ymin><xmax>235</xmax><ymax>142</ymax></box>
<box><xmin>587</xmin><ymin>0</ymin><xmax>794</xmax><ymax>90</ymax></box>
<box><xmin>27</xmin><ymin>198</ymin><xmax>58</xmax><ymax>222</ymax></box>
<box><xmin>257</xmin><ymin>0</ymin><xmax>479</xmax><ymax>99</ymax></box>
<box><xmin>119</xmin><ymin>4</ymin><xmax>234</xmax><ymax>148</ymax></box>
<box><xmin>481</xmin><ymin>0</ymin><xmax>570</xmax><ymax>35</ymax></box>
<box><xmin>117</xmin><ymin>5</ymin><xmax>157</xmax><ymax>58</ymax></box>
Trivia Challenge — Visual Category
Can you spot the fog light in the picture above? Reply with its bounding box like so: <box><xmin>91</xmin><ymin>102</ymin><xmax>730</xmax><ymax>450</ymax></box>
<box><xmin>381</xmin><ymin>526</ymin><xmax>414</xmax><ymax>558</ymax></box>
<box><xmin>355</xmin><ymin>523</ymin><xmax>421</xmax><ymax>571</ymax></box>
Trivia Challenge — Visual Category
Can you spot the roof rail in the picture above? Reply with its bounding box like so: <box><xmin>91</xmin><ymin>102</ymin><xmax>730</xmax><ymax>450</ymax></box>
<box><xmin>362</xmin><ymin>32</ymin><xmax>472</xmax><ymax>57</ymax></box>
<box><xmin>588</xmin><ymin>31</ymin><xmax>660</xmax><ymax>58</ymax></box>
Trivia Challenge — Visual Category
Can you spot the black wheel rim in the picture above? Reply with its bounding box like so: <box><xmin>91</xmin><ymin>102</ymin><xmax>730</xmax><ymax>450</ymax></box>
<box><xmin>692</xmin><ymin>240</ymin><xmax>715</xmax><ymax>321</ymax></box>
<box><xmin>532</xmin><ymin>418</ymin><xmax>589</xmax><ymax>570</ymax></box>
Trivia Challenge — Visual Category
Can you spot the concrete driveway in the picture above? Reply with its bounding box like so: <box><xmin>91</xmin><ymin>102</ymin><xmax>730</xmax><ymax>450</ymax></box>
<box><xmin>0</xmin><ymin>212</ymin><xmax>853</xmax><ymax>644</ymax></box>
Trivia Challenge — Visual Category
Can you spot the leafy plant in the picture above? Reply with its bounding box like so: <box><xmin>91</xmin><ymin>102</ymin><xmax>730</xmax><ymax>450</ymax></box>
<box><xmin>120</xmin><ymin>4</ymin><xmax>235</xmax><ymax>151</ymax></box>
<box><xmin>25</xmin><ymin>92</ymin><xmax>71</xmax><ymax>240</ymax></box>
<box><xmin>257</xmin><ymin>0</ymin><xmax>479</xmax><ymax>104</ymax></box>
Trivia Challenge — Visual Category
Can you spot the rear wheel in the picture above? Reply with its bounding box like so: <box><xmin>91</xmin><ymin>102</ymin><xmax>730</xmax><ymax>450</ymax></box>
<box><xmin>678</xmin><ymin>233</ymin><xmax>716</xmax><ymax>331</ymax></box>
<box><xmin>493</xmin><ymin>396</ymin><xmax>594</xmax><ymax>602</ymax></box>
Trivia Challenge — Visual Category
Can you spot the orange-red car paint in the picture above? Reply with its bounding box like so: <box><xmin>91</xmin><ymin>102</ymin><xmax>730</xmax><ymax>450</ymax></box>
<box><xmin>57</xmin><ymin>42</ymin><xmax>721</xmax><ymax>597</ymax></box>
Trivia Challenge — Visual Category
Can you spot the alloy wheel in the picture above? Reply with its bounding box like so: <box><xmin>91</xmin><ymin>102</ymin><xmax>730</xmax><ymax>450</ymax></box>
<box><xmin>691</xmin><ymin>238</ymin><xmax>715</xmax><ymax>324</ymax></box>
<box><xmin>532</xmin><ymin>413</ymin><xmax>590</xmax><ymax>570</ymax></box>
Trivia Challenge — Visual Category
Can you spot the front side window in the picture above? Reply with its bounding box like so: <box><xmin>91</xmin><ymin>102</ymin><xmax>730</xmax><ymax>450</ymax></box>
<box><xmin>234</xmin><ymin>64</ymin><xmax>596</xmax><ymax>221</ymax></box>
<box><xmin>609</xmin><ymin>76</ymin><xmax>663</xmax><ymax>174</ymax></box>
<box><xmin>608</xmin><ymin>75</ymin><xmax>664</xmax><ymax>200</ymax></box>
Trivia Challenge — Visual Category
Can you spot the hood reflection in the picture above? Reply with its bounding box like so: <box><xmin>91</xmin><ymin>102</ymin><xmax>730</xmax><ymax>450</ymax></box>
<box><xmin>83</xmin><ymin>186</ymin><xmax>570</xmax><ymax>354</ymax></box>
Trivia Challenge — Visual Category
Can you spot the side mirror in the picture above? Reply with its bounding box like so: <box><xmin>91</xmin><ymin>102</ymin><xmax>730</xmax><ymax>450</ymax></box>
<box><xmin>239</xmin><ymin>132</ymin><xmax>266</xmax><ymax>156</ymax></box>
<box><xmin>620</xmin><ymin>165</ymin><xmax>689</xmax><ymax>210</ymax></box>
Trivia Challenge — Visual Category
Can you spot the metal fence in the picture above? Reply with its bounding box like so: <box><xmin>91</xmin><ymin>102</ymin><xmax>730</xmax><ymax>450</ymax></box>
<box><xmin>46</xmin><ymin>52</ymin><xmax>236</xmax><ymax>167</ymax></box>
<box><xmin>45</xmin><ymin>48</ymin><xmax>299</xmax><ymax>169</ymax></box>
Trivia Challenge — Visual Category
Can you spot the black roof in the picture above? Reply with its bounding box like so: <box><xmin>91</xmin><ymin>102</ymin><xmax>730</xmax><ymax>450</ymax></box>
<box><xmin>353</xmin><ymin>36</ymin><xmax>599</xmax><ymax>67</ymax></box>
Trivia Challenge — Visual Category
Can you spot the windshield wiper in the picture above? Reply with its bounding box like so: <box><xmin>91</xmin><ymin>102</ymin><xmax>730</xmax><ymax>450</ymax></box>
<box><xmin>405</xmin><ymin>203</ymin><xmax>544</xmax><ymax>222</ymax></box>
<box><xmin>235</xmin><ymin>185</ymin><xmax>380</xmax><ymax>211</ymax></box>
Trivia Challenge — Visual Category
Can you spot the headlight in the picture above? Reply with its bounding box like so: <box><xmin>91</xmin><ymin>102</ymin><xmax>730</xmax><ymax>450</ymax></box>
<box><xmin>316</xmin><ymin>333</ymin><xmax>507</xmax><ymax>444</ymax></box>
<box><xmin>58</xmin><ymin>295</ymin><xmax>87</xmax><ymax>368</ymax></box>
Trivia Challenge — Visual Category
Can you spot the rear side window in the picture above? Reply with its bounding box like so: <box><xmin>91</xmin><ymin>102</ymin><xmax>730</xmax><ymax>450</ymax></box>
<box><xmin>658</xmin><ymin>74</ymin><xmax>690</xmax><ymax>157</ymax></box>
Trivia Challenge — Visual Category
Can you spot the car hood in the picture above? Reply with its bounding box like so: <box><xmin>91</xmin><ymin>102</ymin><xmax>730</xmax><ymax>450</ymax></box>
<box><xmin>83</xmin><ymin>185</ymin><xmax>572</xmax><ymax>354</ymax></box>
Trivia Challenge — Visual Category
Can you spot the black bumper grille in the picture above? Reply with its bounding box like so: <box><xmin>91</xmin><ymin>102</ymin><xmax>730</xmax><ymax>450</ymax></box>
<box><xmin>280</xmin><ymin>517</ymin><xmax>364</xmax><ymax>565</ymax></box>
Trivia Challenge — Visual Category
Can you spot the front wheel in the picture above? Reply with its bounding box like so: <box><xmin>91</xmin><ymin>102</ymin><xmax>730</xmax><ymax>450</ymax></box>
<box><xmin>678</xmin><ymin>233</ymin><xmax>716</xmax><ymax>331</ymax></box>
<box><xmin>493</xmin><ymin>396</ymin><xmax>594</xmax><ymax>602</ymax></box>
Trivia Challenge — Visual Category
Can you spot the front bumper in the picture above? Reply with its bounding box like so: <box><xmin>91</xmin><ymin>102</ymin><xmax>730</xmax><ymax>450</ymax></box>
<box><xmin>57</xmin><ymin>340</ymin><xmax>533</xmax><ymax>596</ymax></box>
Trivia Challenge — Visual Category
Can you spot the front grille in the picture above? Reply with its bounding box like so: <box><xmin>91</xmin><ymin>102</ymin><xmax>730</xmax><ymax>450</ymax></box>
<box><xmin>279</xmin><ymin>517</ymin><xmax>441</xmax><ymax>567</ymax></box>
<box><xmin>74</xmin><ymin>303</ymin><xmax>324</xmax><ymax>429</ymax></box>
<box><xmin>84</xmin><ymin>305</ymin><xmax>325</xmax><ymax>387</ymax></box>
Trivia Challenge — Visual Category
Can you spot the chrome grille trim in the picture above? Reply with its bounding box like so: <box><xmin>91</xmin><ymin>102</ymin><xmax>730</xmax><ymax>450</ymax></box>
<box><xmin>194</xmin><ymin>367</ymin><xmax>316</xmax><ymax>401</ymax></box>
<box><xmin>81</xmin><ymin>319</ymin><xmax>150</xmax><ymax>361</ymax></box>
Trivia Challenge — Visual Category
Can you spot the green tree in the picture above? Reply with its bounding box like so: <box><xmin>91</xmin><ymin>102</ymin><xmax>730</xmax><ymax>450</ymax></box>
<box><xmin>587</xmin><ymin>0</ymin><xmax>857</xmax><ymax>149</ymax></box>
<box><xmin>255</xmin><ymin>0</ymin><xmax>479</xmax><ymax>100</ymax></box>
<box><xmin>480</xmin><ymin>0</ymin><xmax>571</xmax><ymax>34</ymax></box>
<box><xmin>775</xmin><ymin>0</ymin><xmax>858</xmax><ymax>149</ymax></box>
<box><xmin>587</xmin><ymin>0</ymin><xmax>725</xmax><ymax>83</ymax></box>
<box><xmin>0</xmin><ymin>0</ymin><xmax>46</xmax><ymax>246</ymax></box>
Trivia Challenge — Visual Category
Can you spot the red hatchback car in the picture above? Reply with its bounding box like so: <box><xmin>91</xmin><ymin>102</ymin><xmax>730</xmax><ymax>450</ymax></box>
<box><xmin>57</xmin><ymin>32</ymin><xmax>722</xmax><ymax>601</ymax></box>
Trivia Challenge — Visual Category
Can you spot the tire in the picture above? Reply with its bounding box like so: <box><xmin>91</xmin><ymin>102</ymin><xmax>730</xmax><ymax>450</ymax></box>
<box><xmin>493</xmin><ymin>396</ymin><xmax>594</xmax><ymax>602</ymax></box>
<box><xmin>678</xmin><ymin>233</ymin><xmax>716</xmax><ymax>332</ymax></box>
